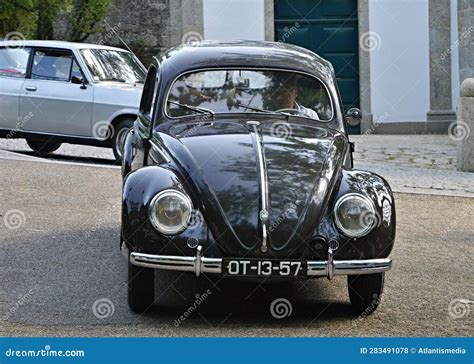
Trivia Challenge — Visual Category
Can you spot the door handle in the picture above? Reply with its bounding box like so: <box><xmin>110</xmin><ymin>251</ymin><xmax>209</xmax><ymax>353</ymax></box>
<box><xmin>25</xmin><ymin>86</ymin><xmax>37</xmax><ymax>92</ymax></box>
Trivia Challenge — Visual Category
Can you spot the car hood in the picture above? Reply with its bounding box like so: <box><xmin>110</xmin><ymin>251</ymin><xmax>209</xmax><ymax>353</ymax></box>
<box><xmin>93</xmin><ymin>82</ymin><xmax>143</xmax><ymax>108</ymax></box>
<box><xmin>94</xmin><ymin>82</ymin><xmax>144</xmax><ymax>90</ymax></box>
<box><xmin>163</xmin><ymin>118</ymin><xmax>348</xmax><ymax>258</ymax></box>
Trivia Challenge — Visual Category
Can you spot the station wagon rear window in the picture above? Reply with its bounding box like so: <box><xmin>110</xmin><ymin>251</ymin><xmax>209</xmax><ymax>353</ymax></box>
<box><xmin>166</xmin><ymin>69</ymin><xmax>333</xmax><ymax>121</ymax></box>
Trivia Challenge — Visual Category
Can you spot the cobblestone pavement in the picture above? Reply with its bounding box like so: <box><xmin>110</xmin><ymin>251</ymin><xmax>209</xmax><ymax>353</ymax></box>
<box><xmin>352</xmin><ymin>135</ymin><xmax>457</xmax><ymax>171</ymax></box>
<box><xmin>0</xmin><ymin>135</ymin><xmax>473</xmax><ymax>197</ymax></box>
<box><xmin>351</xmin><ymin>135</ymin><xmax>473</xmax><ymax>198</ymax></box>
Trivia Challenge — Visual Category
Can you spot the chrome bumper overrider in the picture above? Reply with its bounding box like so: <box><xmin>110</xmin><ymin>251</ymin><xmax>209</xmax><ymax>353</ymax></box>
<box><xmin>125</xmin><ymin>245</ymin><xmax>392</xmax><ymax>279</ymax></box>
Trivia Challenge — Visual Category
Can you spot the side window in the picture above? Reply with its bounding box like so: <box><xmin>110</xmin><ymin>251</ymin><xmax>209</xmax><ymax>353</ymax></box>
<box><xmin>0</xmin><ymin>47</ymin><xmax>31</xmax><ymax>78</ymax></box>
<box><xmin>139</xmin><ymin>66</ymin><xmax>158</xmax><ymax>120</ymax></box>
<box><xmin>31</xmin><ymin>49</ymin><xmax>73</xmax><ymax>81</ymax></box>
<box><xmin>71</xmin><ymin>59</ymin><xmax>86</xmax><ymax>83</ymax></box>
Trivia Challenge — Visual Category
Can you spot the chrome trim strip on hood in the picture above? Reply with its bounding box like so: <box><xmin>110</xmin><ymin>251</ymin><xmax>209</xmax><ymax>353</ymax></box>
<box><xmin>247</xmin><ymin>121</ymin><xmax>269</xmax><ymax>253</ymax></box>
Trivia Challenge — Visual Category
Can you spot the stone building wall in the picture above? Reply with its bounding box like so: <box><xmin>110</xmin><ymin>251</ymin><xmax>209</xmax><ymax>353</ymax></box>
<box><xmin>92</xmin><ymin>0</ymin><xmax>171</xmax><ymax>65</ymax></box>
<box><xmin>53</xmin><ymin>0</ymin><xmax>204</xmax><ymax>66</ymax></box>
<box><xmin>458</xmin><ymin>0</ymin><xmax>474</xmax><ymax>82</ymax></box>
<box><xmin>54</xmin><ymin>0</ymin><xmax>176</xmax><ymax>66</ymax></box>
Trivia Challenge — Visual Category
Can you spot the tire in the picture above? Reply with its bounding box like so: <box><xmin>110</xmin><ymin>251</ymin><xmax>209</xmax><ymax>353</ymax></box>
<box><xmin>26</xmin><ymin>138</ymin><xmax>61</xmax><ymax>156</ymax></box>
<box><xmin>348</xmin><ymin>273</ymin><xmax>385</xmax><ymax>316</ymax></box>
<box><xmin>128</xmin><ymin>261</ymin><xmax>155</xmax><ymax>313</ymax></box>
<box><xmin>112</xmin><ymin>119</ymin><xmax>134</xmax><ymax>163</ymax></box>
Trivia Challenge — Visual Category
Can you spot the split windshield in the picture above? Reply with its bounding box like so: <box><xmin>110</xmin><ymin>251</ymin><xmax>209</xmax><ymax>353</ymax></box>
<box><xmin>166</xmin><ymin>69</ymin><xmax>333</xmax><ymax>121</ymax></box>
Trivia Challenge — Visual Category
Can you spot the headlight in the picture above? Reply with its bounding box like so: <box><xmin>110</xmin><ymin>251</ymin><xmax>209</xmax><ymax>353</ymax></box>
<box><xmin>334</xmin><ymin>193</ymin><xmax>376</xmax><ymax>238</ymax></box>
<box><xmin>149</xmin><ymin>190</ymin><xmax>192</xmax><ymax>235</ymax></box>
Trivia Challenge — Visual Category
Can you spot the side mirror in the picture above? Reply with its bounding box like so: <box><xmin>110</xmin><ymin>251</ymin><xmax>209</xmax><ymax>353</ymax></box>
<box><xmin>345</xmin><ymin>108</ymin><xmax>362</xmax><ymax>126</ymax></box>
<box><xmin>72</xmin><ymin>75</ymin><xmax>87</xmax><ymax>89</ymax></box>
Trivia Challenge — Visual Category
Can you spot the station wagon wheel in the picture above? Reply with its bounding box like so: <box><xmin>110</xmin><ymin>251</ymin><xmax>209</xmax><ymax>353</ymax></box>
<box><xmin>348</xmin><ymin>273</ymin><xmax>385</xmax><ymax>316</ymax></box>
<box><xmin>112</xmin><ymin>119</ymin><xmax>134</xmax><ymax>163</ymax></box>
<box><xmin>128</xmin><ymin>261</ymin><xmax>155</xmax><ymax>313</ymax></box>
<box><xmin>26</xmin><ymin>138</ymin><xmax>62</xmax><ymax>156</ymax></box>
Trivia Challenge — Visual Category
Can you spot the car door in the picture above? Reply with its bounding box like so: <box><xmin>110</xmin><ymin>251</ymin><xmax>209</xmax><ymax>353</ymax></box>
<box><xmin>0</xmin><ymin>46</ymin><xmax>31</xmax><ymax>130</ymax></box>
<box><xmin>20</xmin><ymin>47</ymin><xmax>93</xmax><ymax>137</ymax></box>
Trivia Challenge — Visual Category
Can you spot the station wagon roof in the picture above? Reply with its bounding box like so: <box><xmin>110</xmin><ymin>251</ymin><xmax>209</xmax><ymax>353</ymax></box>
<box><xmin>0</xmin><ymin>39</ymin><xmax>128</xmax><ymax>52</ymax></box>
<box><xmin>156</xmin><ymin>40</ymin><xmax>336</xmax><ymax>85</ymax></box>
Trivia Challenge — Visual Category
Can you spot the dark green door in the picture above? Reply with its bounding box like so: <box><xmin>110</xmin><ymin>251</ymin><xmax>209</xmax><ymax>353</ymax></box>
<box><xmin>274</xmin><ymin>0</ymin><xmax>360</xmax><ymax>133</ymax></box>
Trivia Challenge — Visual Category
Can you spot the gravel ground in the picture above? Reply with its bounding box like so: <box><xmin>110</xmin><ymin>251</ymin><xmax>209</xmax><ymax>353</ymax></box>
<box><xmin>0</xmin><ymin>159</ymin><xmax>472</xmax><ymax>337</ymax></box>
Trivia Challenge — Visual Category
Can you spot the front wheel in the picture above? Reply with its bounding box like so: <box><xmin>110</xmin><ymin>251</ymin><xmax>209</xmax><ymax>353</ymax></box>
<box><xmin>348</xmin><ymin>273</ymin><xmax>385</xmax><ymax>316</ymax></box>
<box><xmin>128</xmin><ymin>261</ymin><xmax>155</xmax><ymax>313</ymax></box>
<box><xmin>112</xmin><ymin>120</ymin><xmax>134</xmax><ymax>163</ymax></box>
<box><xmin>26</xmin><ymin>138</ymin><xmax>61</xmax><ymax>156</ymax></box>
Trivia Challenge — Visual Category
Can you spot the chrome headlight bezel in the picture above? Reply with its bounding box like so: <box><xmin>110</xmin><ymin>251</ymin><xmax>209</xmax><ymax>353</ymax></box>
<box><xmin>148</xmin><ymin>189</ymin><xmax>193</xmax><ymax>235</ymax></box>
<box><xmin>334</xmin><ymin>193</ymin><xmax>376</xmax><ymax>238</ymax></box>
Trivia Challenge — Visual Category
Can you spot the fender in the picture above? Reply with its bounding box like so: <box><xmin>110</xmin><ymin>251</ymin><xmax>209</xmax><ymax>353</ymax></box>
<box><xmin>313</xmin><ymin>169</ymin><xmax>396</xmax><ymax>260</ymax></box>
<box><xmin>105</xmin><ymin>108</ymin><xmax>139</xmax><ymax>124</ymax></box>
<box><xmin>121</xmin><ymin>129</ymin><xmax>134</xmax><ymax>178</ymax></box>
<box><xmin>121</xmin><ymin>166</ymin><xmax>207</xmax><ymax>254</ymax></box>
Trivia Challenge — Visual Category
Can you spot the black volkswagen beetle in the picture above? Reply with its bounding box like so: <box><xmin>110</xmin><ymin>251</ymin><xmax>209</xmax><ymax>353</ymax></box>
<box><xmin>121</xmin><ymin>41</ymin><xmax>395</xmax><ymax>315</ymax></box>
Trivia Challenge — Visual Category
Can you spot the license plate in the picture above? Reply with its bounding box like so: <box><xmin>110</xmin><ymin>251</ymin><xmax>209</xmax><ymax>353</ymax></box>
<box><xmin>223</xmin><ymin>258</ymin><xmax>307</xmax><ymax>277</ymax></box>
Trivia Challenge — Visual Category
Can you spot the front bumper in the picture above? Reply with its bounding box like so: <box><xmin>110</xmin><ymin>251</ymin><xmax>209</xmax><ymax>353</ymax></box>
<box><xmin>124</xmin><ymin>245</ymin><xmax>392</xmax><ymax>280</ymax></box>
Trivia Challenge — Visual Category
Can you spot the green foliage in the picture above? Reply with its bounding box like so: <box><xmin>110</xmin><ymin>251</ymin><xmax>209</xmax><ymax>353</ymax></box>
<box><xmin>66</xmin><ymin>0</ymin><xmax>113</xmax><ymax>42</ymax></box>
<box><xmin>0</xmin><ymin>0</ymin><xmax>36</xmax><ymax>37</ymax></box>
<box><xmin>36</xmin><ymin>0</ymin><xmax>62</xmax><ymax>39</ymax></box>
<box><xmin>0</xmin><ymin>0</ymin><xmax>112</xmax><ymax>41</ymax></box>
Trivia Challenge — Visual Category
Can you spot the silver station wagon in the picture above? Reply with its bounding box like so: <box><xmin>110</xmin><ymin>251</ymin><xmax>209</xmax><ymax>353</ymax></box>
<box><xmin>0</xmin><ymin>40</ymin><xmax>146</xmax><ymax>161</ymax></box>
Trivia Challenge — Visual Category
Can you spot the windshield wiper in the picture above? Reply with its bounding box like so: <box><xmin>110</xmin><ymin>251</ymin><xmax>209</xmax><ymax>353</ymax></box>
<box><xmin>236</xmin><ymin>102</ymin><xmax>291</xmax><ymax>117</ymax></box>
<box><xmin>168</xmin><ymin>101</ymin><xmax>215</xmax><ymax>118</ymax></box>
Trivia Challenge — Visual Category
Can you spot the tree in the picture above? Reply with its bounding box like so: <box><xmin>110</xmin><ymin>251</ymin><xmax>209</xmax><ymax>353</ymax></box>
<box><xmin>36</xmin><ymin>0</ymin><xmax>62</xmax><ymax>39</ymax></box>
<box><xmin>66</xmin><ymin>0</ymin><xmax>113</xmax><ymax>42</ymax></box>
<box><xmin>0</xmin><ymin>0</ymin><xmax>36</xmax><ymax>37</ymax></box>
<box><xmin>0</xmin><ymin>0</ymin><xmax>112</xmax><ymax>42</ymax></box>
